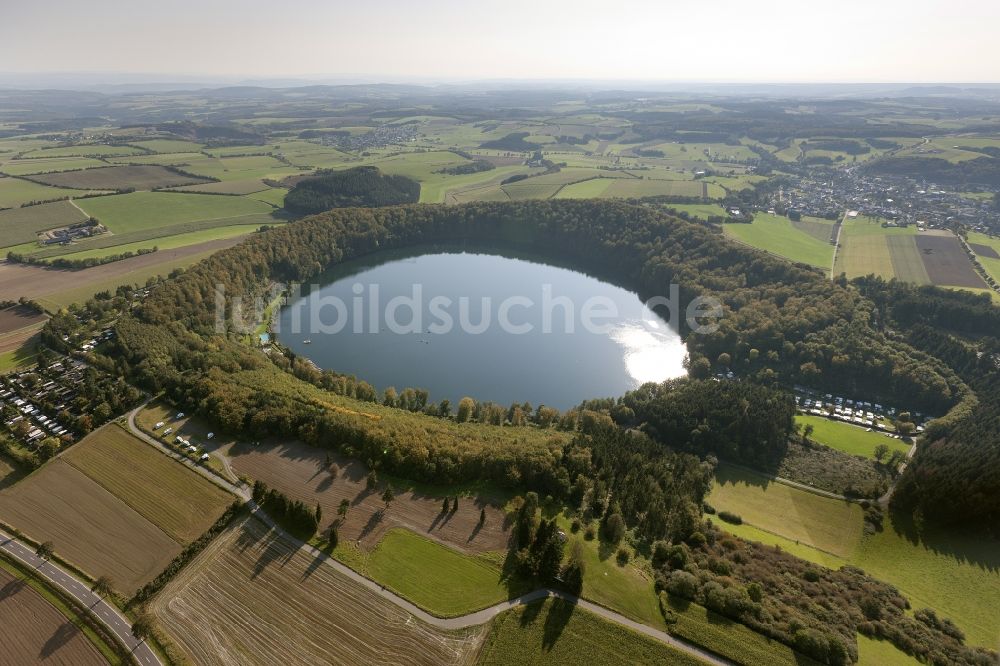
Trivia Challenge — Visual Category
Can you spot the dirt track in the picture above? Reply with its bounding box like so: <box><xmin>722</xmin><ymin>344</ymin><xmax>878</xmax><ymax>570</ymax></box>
<box><xmin>225</xmin><ymin>441</ymin><xmax>511</xmax><ymax>554</ymax></box>
<box><xmin>0</xmin><ymin>236</ymin><xmax>245</xmax><ymax>303</ymax></box>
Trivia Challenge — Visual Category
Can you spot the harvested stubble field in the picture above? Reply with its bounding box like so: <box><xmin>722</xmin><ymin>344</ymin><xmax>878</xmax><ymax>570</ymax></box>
<box><xmin>0</xmin><ymin>459</ymin><xmax>180</xmax><ymax>592</ymax></box>
<box><xmin>0</xmin><ymin>236</ymin><xmax>247</xmax><ymax>306</ymax></box>
<box><xmin>0</xmin><ymin>566</ymin><xmax>109</xmax><ymax>666</ymax></box>
<box><xmin>225</xmin><ymin>440</ymin><xmax>511</xmax><ymax>553</ymax></box>
<box><xmin>914</xmin><ymin>232</ymin><xmax>986</xmax><ymax>288</ymax></box>
<box><xmin>28</xmin><ymin>165</ymin><xmax>210</xmax><ymax>191</ymax></box>
<box><xmin>0</xmin><ymin>305</ymin><xmax>47</xmax><ymax>335</ymax></box>
<box><xmin>62</xmin><ymin>426</ymin><xmax>233</xmax><ymax>543</ymax></box>
<box><xmin>151</xmin><ymin>517</ymin><xmax>486</xmax><ymax>666</ymax></box>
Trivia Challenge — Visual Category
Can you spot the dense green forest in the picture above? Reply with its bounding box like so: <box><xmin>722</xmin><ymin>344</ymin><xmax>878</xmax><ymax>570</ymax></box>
<box><xmin>99</xmin><ymin>201</ymin><xmax>990</xmax><ymax>534</ymax></box>
<box><xmin>283</xmin><ymin>166</ymin><xmax>420</xmax><ymax>214</ymax></box>
<box><xmin>854</xmin><ymin>278</ymin><xmax>1000</xmax><ymax>534</ymax></box>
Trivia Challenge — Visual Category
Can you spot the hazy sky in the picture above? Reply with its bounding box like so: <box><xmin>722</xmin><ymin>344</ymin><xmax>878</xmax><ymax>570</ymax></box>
<box><xmin>3</xmin><ymin>0</ymin><xmax>998</xmax><ymax>82</ymax></box>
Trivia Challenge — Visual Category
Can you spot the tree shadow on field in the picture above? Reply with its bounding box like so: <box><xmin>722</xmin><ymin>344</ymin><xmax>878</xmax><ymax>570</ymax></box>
<box><xmin>315</xmin><ymin>472</ymin><xmax>336</xmax><ymax>494</ymax></box>
<box><xmin>541</xmin><ymin>598</ymin><xmax>575</xmax><ymax>651</ymax></box>
<box><xmin>518</xmin><ymin>599</ymin><xmax>544</xmax><ymax>628</ymax></box>
<box><xmin>234</xmin><ymin>521</ymin><xmax>267</xmax><ymax>555</ymax></box>
<box><xmin>40</xmin><ymin>621</ymin><xmax>80</xmax><ymax>659</ymax></box>
<box><xmin>301</xmin><ymin>548</ymin><xmax>327</xmax><ymax>581</ymax></box>
<box><xmin>0</xmin><ymin>577</ymin><xmax>26</xmax><ymax>601</ymax></box>
<box><xmin>250</xmin><ymin>529</ymin><xmax>295</xmax><ymax>580</ymax></box>
<box><xmin>357</xmin><ymin>510</ymin><xmax>384</xmax><ymax>542</ymax></box>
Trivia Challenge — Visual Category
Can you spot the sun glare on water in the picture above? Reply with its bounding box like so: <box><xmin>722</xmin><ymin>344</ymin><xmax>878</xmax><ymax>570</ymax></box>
<box><xmin>609</xmin><ymin>319</ymin><xmax>687</xmax><ymax>385</ymax></box>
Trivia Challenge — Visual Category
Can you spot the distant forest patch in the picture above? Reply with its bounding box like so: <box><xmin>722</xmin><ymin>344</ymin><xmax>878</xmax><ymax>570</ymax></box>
<box><xmin>480</xmin><ymin>132</ymin><xmax>537</xmax><ymax>152</ymax></box>
<box><xmin>866</xmin><ymin>156</ymin><xmax>1000</xmax><ymax>188</ymax></box>
<box><xmin>284</xmin><ymin>166</ymin><xmax>420</xmax><ymax>214</ymax></box>
<box><xmin>434</xmin><ymin>160</ymin><xmax>495</xmax><ymax>175</ymax></box>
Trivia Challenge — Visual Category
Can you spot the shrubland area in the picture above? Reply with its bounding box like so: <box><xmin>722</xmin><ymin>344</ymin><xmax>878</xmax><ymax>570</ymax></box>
<box><xmin>0</xmin><ymin>89</ymin><xmax>998</xmax><ymax>666</ymax></box>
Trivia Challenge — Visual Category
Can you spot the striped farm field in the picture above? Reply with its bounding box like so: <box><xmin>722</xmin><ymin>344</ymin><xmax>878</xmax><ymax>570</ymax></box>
<box><xmin>151</xmin><ymin>516</ymin><xmax>486</xmax><ymax>666</ymax></box>
<box><xmin>61</xmin><ymin>425</ymin><xmax>233</xmax><ymax>543</ymax></box>
<box><xmin>0</xmin><ymin>424</ymin><xmax>234</xmax><ymax>593</ymax></box>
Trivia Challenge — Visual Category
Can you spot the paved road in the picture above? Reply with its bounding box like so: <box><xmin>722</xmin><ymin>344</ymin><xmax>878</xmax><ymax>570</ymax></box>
<box><xmin>125</xmin><ymin>405</ymin><xmax>729</xmax><ymax>665</ymax></box>
<box><xmin>0</xmin><ymin>528</ymin><xmax>161</xmax><ymax>666</ymax></box>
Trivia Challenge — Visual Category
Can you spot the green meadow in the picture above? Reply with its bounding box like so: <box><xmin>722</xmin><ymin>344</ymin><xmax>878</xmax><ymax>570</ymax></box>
<box><xmin>796</xmin><ymin>415</ymin><xmax>910</xmax><ymax>459</ymax></box>
<box><xmin>75</xmin><ymin>191</ymin><xmax>273</xmax><ymax>234</ymax></box>
<box><xmin>723</xmin><ymin>213</ymin><xmax>835</xmax><ymax>268</ymax></box>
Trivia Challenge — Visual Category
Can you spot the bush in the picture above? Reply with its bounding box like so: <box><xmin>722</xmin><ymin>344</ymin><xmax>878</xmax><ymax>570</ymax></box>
<box><xmin>602</xmin><ymin>512</ymin><xmax>626</xmax><ymax>544</ymax></box>
<box><xmin>615</xmin><ymin>547</ymin><xmax>630</xmax><ymax>566</ymax></box>
<box><xmin>666</xmin><ymin>570</ymin><xmax>700</xmax><ymax>600</ymax></box>
<box><xmin>570</xmin><ymin>518</ymin><xmax>581</xmax><ymax>533</ymax></box>
<box><xmin>583</xmin><ymin>525</ymin><xmax>596</xmax><ymax>541</ymax></box>
<box><xmin>718</xmin><ymin>510</ymin><xmax>743</xmax><ymax>525</ymax></box>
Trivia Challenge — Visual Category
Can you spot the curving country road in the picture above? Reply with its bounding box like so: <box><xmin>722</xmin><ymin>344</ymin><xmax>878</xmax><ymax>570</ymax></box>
<box><xmin>0</xmin><ymin>527</ymin><xmax>161</xmax><ymax>666</ymax></box>
<box><xmin>125</xmin><ymin>405</ymin><xmax>731</xmax><ymax>665</ymax></box>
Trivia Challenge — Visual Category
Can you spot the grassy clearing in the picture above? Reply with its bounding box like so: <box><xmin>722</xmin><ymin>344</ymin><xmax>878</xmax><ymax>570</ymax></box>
<box><xmin>62</xmin><ymin>424</ymin><xmax>233</xmax><ymax>543</ymax></box>
<box><xmin>552</xmin><ymin>177</ymin><xmax>613</xmax><ymax>199</ymax></box>
<box><xmin>708</xmin><ymin>464</ymin><xmax>864</xmax><ymax>558</ymax></box>
<box><xmin>364</xmin><ymin>528</ymin><xmax>514</xmax><ymax>616</ymax></box>
<box><xmin>796</xmin><ymin>415</ymin><xmax>910</xmax><ymax>459</ymax></box>
<box><xmin>548</xmin><ymin>511</ymin><xmax>663</xmax><ymax>628</ymax></box>
<box><xmin>853</xmin><ymin>519</ymin><xmax>1000</xmax><ymax>649</ymax></box>
<box><xmin>75</xmin><ymin>191</ymin><xmax>273</xmax><ymax>234</ymax></box>
<box><xmin>723</xmin><ymin>213</ymin><xmax>834</xmax><ymax>268</ymax></box>
<box><xmin>247</xmin><ymin>186</ymin><xmax>287</xmax><ymax>207</ymax></box>
<box><xmin>667</xmin><ymin>203</ymin><xmax>728</xmax><ymax>219</ymax></box>
<box><xmin>479</xmin><ymin>598</ymin><xmax>704</xmax><ymax>666</ymax></box>
<box><xmin>717</xmin><ymin>521</ymin><xmax>846</xmax><ymax>569</ymax></box>
<box><xmin>856</xmin><ymin>634</ymin><xmax>921</xmax><ymax>666</ymax></box>
<box><xmin>715</xmin><ymin>467</ymin><xmax>1000</xmax><ymax>648</ymax></box>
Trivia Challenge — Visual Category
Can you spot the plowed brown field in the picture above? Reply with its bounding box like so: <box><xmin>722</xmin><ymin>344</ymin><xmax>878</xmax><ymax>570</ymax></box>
<box><xmin>226</xmin><ymin>440</ymin><xmax>510</xmax><ymax>553</ymax></box>
<box><xmin>151</xmin><ymin>517</ymin><xmax>486</xmax><ymax>666</ymax></box>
